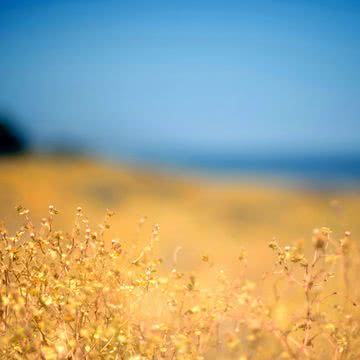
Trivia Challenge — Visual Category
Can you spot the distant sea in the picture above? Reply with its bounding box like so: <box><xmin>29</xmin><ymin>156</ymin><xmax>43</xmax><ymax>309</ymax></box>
<box><xmin>111</xmin><ymin>147</ymin><xmax>360</xmax><ymax>189</ymax></box>
<box><xmin>43</xmin><ymin>139</ymin><xmax>360</xmax><ymax>189</ymax></box>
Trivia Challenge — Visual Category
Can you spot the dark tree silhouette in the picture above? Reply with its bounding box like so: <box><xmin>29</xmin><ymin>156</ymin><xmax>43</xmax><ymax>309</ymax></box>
<box><xmin>0</xmin><ymin>113</ymin><xmax>28</xmax><ymax>155</ymax></box>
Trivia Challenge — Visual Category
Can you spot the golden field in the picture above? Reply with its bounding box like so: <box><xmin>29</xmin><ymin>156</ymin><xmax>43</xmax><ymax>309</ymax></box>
<box><xmin>0</xmin><ymin>155</ymin><xmax>359</xmax><ymax>359</ymax></box>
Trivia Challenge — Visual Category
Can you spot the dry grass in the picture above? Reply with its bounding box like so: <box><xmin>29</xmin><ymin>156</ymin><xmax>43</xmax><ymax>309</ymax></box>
<box><xmin>0</xmin><ymin>156</ymin><xmax>360</xmax><ymax>359</ymax></box>
<box><xmin>0</xmin><ymin>205</ymin><xmax>359</xmax><ymax>359</ymax></box>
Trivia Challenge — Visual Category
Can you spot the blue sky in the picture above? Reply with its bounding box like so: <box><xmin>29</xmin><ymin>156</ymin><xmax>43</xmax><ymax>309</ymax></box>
<box><xmin>1</xmin><ymin>0</ymin><xmax>360</xmax><ymax>157</ymax></box>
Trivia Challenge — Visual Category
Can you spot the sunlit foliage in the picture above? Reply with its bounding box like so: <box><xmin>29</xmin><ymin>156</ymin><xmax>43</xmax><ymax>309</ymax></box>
<box><xmin>0</xmin><ymin>206</ymin><xmax>359</xmax><ymax>359</ymax></box>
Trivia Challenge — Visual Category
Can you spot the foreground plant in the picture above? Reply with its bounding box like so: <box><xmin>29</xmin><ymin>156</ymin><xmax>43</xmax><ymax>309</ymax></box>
<box><xmin>0</xmin><ymin>206</ymin><xmax>359</xmax><ymax>359</ymax></box>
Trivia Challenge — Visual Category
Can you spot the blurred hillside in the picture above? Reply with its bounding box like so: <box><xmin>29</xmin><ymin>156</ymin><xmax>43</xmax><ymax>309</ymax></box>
<box><xmin>1</xmin><ymin>155</ymin><xmax>359</xmax><ymax>278</ymax></box>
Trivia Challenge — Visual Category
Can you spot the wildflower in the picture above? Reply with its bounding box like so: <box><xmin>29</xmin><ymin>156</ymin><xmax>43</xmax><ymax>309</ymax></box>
<box><xmin>312</xmin><ymin>227</ymin><xmax>331</xmax><ymax>250</ymax></box>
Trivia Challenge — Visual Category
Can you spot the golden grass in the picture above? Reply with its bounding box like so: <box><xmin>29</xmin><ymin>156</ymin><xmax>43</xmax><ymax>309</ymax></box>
<box><xmin>0</xmin><ymin>155</ymin><xmax>359</xmax><ymax>359</ymax></box>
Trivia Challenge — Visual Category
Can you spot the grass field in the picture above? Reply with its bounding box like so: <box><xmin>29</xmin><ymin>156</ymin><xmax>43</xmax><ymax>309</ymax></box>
<box><xmin>0</xmin><ymin>155</ymin><xmax>359</xmax><ymax>359</ymax></box>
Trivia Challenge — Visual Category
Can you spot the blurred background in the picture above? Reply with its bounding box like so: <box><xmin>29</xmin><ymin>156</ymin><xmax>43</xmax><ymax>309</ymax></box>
<box><xmin>1</xmin><ymin>0</ymin><xmax>360</xmax><ymax>273</ymax></box>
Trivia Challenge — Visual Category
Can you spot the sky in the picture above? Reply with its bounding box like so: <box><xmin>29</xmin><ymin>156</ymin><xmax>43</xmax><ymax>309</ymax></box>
<box><xmin>0</xmin><ymin>0</ymin><xmax>360</xmax><ymax>159</ymax></box>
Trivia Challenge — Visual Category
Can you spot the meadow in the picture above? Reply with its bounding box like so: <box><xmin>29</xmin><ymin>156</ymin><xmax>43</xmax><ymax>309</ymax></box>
<box><xmin>0</xmin><ymin>155</ymin><xmax>359</xmax><ymax>359</ymax></box>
